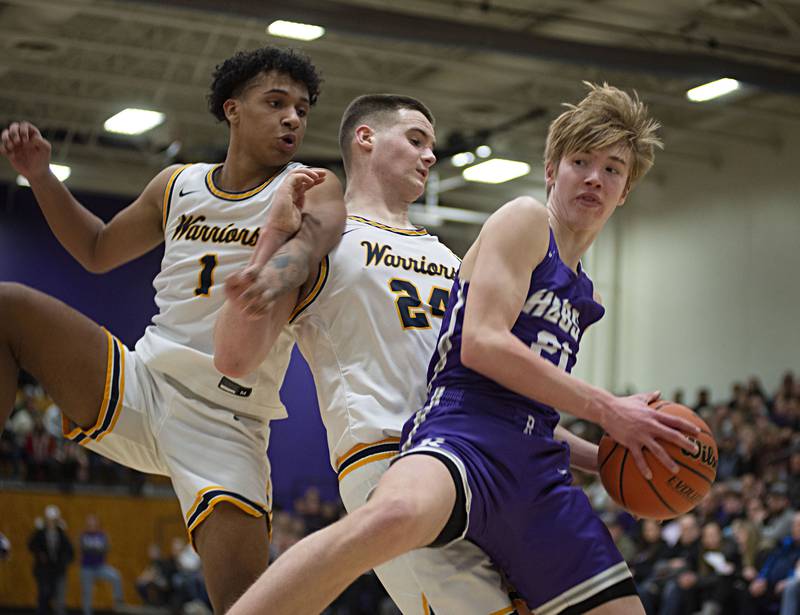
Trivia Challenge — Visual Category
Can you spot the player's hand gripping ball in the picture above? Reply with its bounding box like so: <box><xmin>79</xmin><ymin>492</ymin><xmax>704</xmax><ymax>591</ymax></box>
<box><xmin>598</xmin><ymin>401</ymin><xmax>717</xmax><ymax>520</ymax></box>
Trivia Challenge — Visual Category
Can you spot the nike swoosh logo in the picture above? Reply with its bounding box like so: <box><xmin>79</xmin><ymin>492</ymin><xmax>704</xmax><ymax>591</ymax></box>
<box><xmin>341</xmin><ymin>229</ymin><xmax>358</xmax><ymax>236</ymax></box>
<box><xmin>179</xmin><ymin>188</ymin><xmax>198</xmax><ymax>197</ymax></box>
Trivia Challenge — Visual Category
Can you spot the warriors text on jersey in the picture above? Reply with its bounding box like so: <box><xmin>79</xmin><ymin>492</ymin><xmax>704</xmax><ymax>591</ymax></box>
<box><xmin>426</xmin><ymin>227</ymin><xmax>604</xmax><ymax>424</ymax></box>
<box><xmin>290</xmin><ymin>215</ymin><xmax>460</xmax><ymax>470</ymax></box>
<box><xmin>134</xmin><ymin>161</ymin><xmax>304</xmax><ymax>419</ymax></box>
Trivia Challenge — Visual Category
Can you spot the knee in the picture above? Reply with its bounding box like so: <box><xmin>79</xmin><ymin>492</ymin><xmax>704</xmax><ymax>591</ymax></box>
<box><xmin>358</xmin><ymin>495</ymin><xmax>432</xmax><ymax>550</ymax></box>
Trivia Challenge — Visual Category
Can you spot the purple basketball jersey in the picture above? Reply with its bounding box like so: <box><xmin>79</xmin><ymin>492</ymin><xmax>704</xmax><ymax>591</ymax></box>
<box><xmin>425</xmin><ymin>228</ymin><xmax>604</xmax><ymax>424</ymax></box>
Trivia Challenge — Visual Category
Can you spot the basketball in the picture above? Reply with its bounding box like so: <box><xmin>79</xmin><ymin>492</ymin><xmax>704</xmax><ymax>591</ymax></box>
<box><xmin>598</xmin><ymin>401</ymin><xmax>718</xmax><ymax>520</ymax></box>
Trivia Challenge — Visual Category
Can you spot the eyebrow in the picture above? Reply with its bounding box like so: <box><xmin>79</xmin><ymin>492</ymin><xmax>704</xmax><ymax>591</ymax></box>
<box><xmin>264</xmin><ymin>88</ymin><xmax>310</xmax><ymax>104</ymax></box>
<box><xmin>609</xmin><ymin>155</ymin><xmax>628</xmax><ymax>166</ymax></box>
<box><xmin>409</xmin><ymin>127</ymin><xmax>437</xmax><ymax>148</ymax></box>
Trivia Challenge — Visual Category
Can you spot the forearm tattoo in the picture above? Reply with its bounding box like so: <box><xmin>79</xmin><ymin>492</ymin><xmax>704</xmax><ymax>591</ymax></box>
<box><xmin>261</xmin><ymin>241</ymin><xmax>311</xmax><ymax>301</ymax></box>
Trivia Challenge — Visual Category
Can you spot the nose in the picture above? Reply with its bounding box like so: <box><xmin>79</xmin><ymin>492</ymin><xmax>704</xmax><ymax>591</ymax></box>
<box><xmin>422</xmin><ymin>147</ymin><xmax>436</xmax><ymax>167</ymax></box>
<box><xmin>584</xmin><ymin>165</ymin><xmax>602</xmax><ymax>189</ymax></box>
<box><xmin>282</xmin><ymin>109</ymin><xmax>301</xmax><ymax>130</ymax></box>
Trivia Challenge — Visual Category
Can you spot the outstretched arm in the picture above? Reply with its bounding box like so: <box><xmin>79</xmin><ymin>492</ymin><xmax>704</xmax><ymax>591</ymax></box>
<box><xmin>213</xmin><ymin>169</ymin><xmax>345</xmax><ymax>377</ymax></box>
<box><xmin>460</xmin><ymin>197</ymin><xmax>699</xmax><ymax>479</ymax></box>
<box><xmin>554</xmin><ymin>425</ymin><xmax>599</xmax><ymax>474</ymax></box>
<box><xmin>1</xmin><ymin>121</ymin><xmax>169</xmax><ymax>272</ymax></box>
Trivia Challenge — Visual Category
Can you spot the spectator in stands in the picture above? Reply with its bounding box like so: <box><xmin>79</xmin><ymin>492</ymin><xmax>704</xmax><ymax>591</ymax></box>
<box><xmin>764</xmin><ymin>482</ymin><xmax>796</xmax><ymax>547</ymax></box>
<box><xmin>28</xmin><ymin>505</ymin><xmax>73</xmax><ymax>615</ymax></box>
<box><xmin>788</xmin><ymin>445</ymin><xmax>800</xmax><ymax>511</ymax></box>
<box><xmin>631</xmin><ymin>519</ymin><xmax>671</xmax><ymax>589</ymax></box>
<box><xmin>24</xmin><ymin>414</ymin><xmax>57</xmax><ymax>482</ymax></box>
<box><xmin>777</xmin><ymin>558</ymin><xmax>800</xmax><ymax>615</ymax></box>
<box><xmin>694</xmin><ymin>388</ymin><xmax>713</xmax><ymax>421</ymax></box>
<box><xmin>136</xmin><ymin>543</ymin><xmax>176</xmax><ymax>607</ymax></box>
<box><xmin>640</xmin><ymin>513</ymin><xmax>702</xmax><ymax>615</ymax></box>
<box><xmin>747</xmin><ymin>512</ymin><xmax>800</xmax><ymax>614</ymax></box>
<box><xmin>733</xmin><ymin>518</ymin><xmax>769</xmax><ymax>584</ymax></box>
<box><xmin>170</xmin><ymin>537</ymin><xmax>210</xmax><ymax>612</ymax></box>
<box><xmin>695</xmin><ymin>521</ymin><xmax>744</xmax><ymax>615</ymax></box>
<box><xmin>79</xmin><ymin>514</ymin><xmax>124</xmax><ymax>615</ymax></box>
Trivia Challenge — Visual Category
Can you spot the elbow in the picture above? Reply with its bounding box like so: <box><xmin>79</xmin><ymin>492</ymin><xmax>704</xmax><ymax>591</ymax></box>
<box><xmin>460</xmin><ymin>332</ymin><xmax>486</xmax><ymax>374</ymax></box>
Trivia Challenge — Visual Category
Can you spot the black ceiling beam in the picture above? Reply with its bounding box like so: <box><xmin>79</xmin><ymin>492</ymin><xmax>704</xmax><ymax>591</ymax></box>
<box><xmin>141</xmin><ymin>0</ymin><xmax>800</xmax><ymax>96</ymax></box>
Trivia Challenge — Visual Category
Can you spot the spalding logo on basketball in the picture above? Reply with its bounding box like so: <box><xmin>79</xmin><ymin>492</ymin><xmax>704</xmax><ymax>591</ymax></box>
<box><xmin>598</xmin><ymin>401</ymin><xmax>718</xmax><ymax>520</ymax></box>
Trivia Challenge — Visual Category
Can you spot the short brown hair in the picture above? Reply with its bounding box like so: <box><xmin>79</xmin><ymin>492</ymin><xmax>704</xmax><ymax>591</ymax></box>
<box><xmin>545</xmin><ymin>82</ymin><xmax>662</xmax><ymax>193</ymax></box>
<box><xmin>339</xmin><ymin>94</ymin><xmax>435</xmax><ymax>173</ymax></box>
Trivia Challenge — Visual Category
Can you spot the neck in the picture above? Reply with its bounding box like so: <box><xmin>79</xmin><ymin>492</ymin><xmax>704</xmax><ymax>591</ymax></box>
<box><xmin>344</xmin><ymin>169</ymin><xmax>414</xmax><ymax>228</ymax></box>
<box><xmin>217</xmin><ymin>138</ymin><xmax>286</xmax><ymax>192</ymax></box>
<box><xmin>546</xmin><ymin>202</ymin><xmax>601</xmax><ymax>272</ymax></box>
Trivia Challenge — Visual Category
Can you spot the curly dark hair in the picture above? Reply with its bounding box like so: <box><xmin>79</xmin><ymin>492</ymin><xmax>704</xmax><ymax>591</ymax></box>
<box><xmin>208</xmin><ymin>46</ymin><xmax>321</xmax><ymax>122</ymax></box>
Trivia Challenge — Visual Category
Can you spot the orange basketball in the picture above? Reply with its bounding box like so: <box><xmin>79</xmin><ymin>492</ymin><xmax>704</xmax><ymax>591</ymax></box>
<box><xmin>597</xmin><ymin>401</ymin><xmax>718</xmax><ymax>520</ymax></box>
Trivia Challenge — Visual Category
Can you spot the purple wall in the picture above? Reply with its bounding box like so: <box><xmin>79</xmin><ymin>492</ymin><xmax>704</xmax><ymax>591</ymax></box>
<box><xmin>0</xmin><ymin>183</ymin><xmax>337</xmax><ymax>506</ymax></box>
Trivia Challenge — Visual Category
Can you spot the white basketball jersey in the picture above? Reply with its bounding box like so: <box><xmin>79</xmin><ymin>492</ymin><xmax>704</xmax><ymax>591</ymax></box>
<box><xmin>290</xmin><ymin>215</ymin><xmax>460</xmax><ymax>469</ymax></box>
<box><xmin>135</xmin><ymin>161</ymin><xmax>303</xmax><ymax>420</ymax></box>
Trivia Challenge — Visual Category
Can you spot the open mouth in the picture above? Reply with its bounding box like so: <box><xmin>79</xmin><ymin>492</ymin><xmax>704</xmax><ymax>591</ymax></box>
<box><xmin>577</xmin><ymin>193</ymin><xmax>601</xmax><ymax>205</ymax></box>
<box><xmin>280</xmin><ymin>134</ymin><xmax>296</xmax><ymax>146</ymax></box>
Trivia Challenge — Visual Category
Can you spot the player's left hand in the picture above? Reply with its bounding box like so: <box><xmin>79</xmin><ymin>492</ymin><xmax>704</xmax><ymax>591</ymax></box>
<box><xmin>263</xmin><ymin>168</ymin><xmax>327</xmax><ymax>239</ymax></box>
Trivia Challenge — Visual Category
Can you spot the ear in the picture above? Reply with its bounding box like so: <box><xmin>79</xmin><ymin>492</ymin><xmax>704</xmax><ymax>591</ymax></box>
<box><xmin>544</xmin><ymin>160</ymin><xmax>557</xmax><ymax>192</ymax></box>
<box><xmin>223</xmin><ymin>98</ymin><xmax>239</xmax><ymax>125</ymax></box>
<box><xmin>354</xmin><ymin>125</ymin><xmax>375</xmax><ymax>152</ymax></box>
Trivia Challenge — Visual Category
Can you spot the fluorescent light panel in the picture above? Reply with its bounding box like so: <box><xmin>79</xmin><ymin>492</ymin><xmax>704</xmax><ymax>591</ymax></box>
<box><xmin>16</xmin><ymin>163</ymin><xmax>71</xmax><ymax>186</ymax></box>
<box><xmin>268</xmin><ymin>20</ymin><xmax>325</xmax><ymax>41</ymax></box>
<box><xmin>462</xmin><ymin>159</ymin><xmax>530</xmax><ymax>184</ymax></box>
<box><xmin>686</xmin><ymin>78</ymin><xmax>740</xmax><ymax>102</ymax></box>
<box><xmin>104</xmin><ymin>108</ymin><xmax>165</xmax><ymax>135</ymax></box>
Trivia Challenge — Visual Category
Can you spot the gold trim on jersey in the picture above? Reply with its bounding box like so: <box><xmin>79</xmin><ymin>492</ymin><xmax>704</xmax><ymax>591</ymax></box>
<box><xmin>62</xmin><ymin>330</ymin><xmax>125</xmax><ymax>444</ymax></box>
<box><xmin>205</xmin><ymin>163</ymin><xmax>288</xmax><ymax>201</ymax></box>
<box><xmin>289</xmin><ymin>255</ymin><xmax>329</xmax><ymax>323</ymax></box>
<box><xmin>336</xmin><ymin>438</ymin><xmax>401</xmax><ymax>481</ymax></box>
<box><xmin>185</xmin><ymin>485</ymin><xmax>269</xmax><ymax>548</ymax></box>
<box><xmin>162</xmin><ymin>164</ymin><xmax>193</xmax><ymax>229</ymax></box>
<box><xmin>348</xmin><ymin>215</ymin><xmax>428</xmax><ymax>236</ymax></box>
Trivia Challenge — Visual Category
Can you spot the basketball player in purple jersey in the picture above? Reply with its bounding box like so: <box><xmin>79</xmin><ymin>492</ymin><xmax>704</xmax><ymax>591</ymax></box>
<box><xmin>228</xmin><ymin>83</ymin><xmax>702</xmax><ymax>615</ymax></box>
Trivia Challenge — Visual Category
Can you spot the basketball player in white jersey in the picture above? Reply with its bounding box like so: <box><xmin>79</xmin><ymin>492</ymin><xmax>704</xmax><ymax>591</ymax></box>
<box><xmin>216</xmin><ymin>94</ymin><xmax>627</xmax><ymax>613</ymax></box>
<box><xmin>0</xmin><ymin>47</ymin><xmax>345</xmax><ymax>612</ymax></box>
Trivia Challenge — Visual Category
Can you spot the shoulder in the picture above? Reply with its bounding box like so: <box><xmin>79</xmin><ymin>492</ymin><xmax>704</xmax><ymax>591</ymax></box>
<box><xmin>480</xmin><ymin>196</ymin><xmax>550</xmax><ymax>265</ymax></box>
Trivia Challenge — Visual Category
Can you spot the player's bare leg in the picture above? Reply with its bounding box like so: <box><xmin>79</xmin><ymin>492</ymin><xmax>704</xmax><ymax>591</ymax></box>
<box><xmin>0</xmin><ymin>283</ymin><xmax>108</xmax><ymax>429</ymax></box>
<box><xmin>192</xmin><ymin>503</ymin><xmax>271</xmax><ymax>613</ymax></box>
<box><xmin>228</xmin><ymin>454</ymin><xmax>456</xmax><ymax>615</ymax></box>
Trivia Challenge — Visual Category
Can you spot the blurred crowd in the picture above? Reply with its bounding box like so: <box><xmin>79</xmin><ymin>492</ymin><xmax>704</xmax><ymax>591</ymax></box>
<box><xmin>0</xmin><ymin>376</ymin><xmax>146</xmax><ymax>493</ymax></box>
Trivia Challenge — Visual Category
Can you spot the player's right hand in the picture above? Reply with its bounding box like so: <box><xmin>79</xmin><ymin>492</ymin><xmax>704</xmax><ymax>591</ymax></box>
<box><xmin>0</xmin><ymin>122</ymin><xmax>52</xmax><ymax>182</ymax></box>
<box><xmin>600</xmin><ymin>391</ymin><xmax>701</xmax><ymax>480</ymax></box>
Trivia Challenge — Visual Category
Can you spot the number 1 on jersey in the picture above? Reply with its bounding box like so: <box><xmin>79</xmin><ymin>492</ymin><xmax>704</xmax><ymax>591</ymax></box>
<box><xmin>195</xmin><ymin>253</ymin><xmax>218</xmax><ymax>297</ymax></box>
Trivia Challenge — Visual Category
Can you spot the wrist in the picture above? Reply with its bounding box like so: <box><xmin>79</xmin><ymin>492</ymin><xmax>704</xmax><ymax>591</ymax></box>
<box><xmin>585</xmin><ymin>388</ymin><xmax>616</xmax><ymax>427</ymax></box>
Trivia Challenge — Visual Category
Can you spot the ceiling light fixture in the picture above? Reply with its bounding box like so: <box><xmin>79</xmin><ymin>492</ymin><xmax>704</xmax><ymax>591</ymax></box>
<box><xmin>104</xmin><ymin>108</ymin><xmax>165</xmax><ymax>135</ymax></box>
<box><xmin>267</xmin><ymin>20</ymin><xmax>325</xmax><ymax>41</ymax></box>
<box><xmin>462</xmin><ymin>159</ymin><xmax>530</xmax><ymax>184</ymax></box>
<box><xmin>686</xmin><ymin>78</ymin><xmax>740</xmax><ymax>102</ymax></box>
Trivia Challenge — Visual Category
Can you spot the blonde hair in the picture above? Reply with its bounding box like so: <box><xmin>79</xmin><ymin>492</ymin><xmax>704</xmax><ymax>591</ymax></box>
<box><xmin>545</xmin><ymin>82</ymin><xmax>662</xmax><ymax>194</ymax></box>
